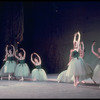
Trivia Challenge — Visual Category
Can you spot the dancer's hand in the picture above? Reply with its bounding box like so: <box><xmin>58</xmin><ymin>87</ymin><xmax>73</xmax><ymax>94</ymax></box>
<box><xmin>16</xmin><ymin>50</ymin><xmax>18</xmax><ymax>52</ymax></box>
<box><xmin>92</xmin><ymin>42</ymin><xmax>96</xmax><ymax>45</ymax></box>
<box><xmin>20</xmin><ymin>48</ymin><xmax>23</xmax><ymax>50</ymax></box>
<box><xmin>33</xmin><ymin>52</ymin><xmax>36</xmax><ymax>54</ymax></box>
<box><xmin>6</xmin><ymin>45</ymin><xmax>8</xmax><ymax>47</ymax></box>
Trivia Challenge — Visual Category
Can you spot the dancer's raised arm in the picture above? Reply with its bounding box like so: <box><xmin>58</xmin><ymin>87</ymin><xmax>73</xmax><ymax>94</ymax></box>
<box><xmin>79</xmin><ymin>41</ymin><xmax>84</xmax><ymax>58</ymax></box>
<box><xmin>11</xmin><ymin>44</ymin><xmax>16</xmax><ymax>56</ymax></box>
<box><xmin>31</xmin><ymin>53</ymin><xmax>36</xmax><ymax>65</ymax></box>
<box><xmin>33</xmin><ymin>52</ymin><xmax>41</xmax><ymax>65</ymax></box>
<box><xmin>92</xmin><ymin>42</ymin><xmax>98</xmax><ymax>57</ymax></box>
<box><xmin>5</xmin><ymin>45</ymin><xmax>9</xmax><ymax>55</ymax></box>
<box><xmin>73</xmin><ymin>33</ymin><xmax>77</xmax><ymax>45</ymax></box>
<box><xmin>77</xmin><ymin>31</ymin><xmax>81</xmax><ymax>44</ymax></box>
<box><xmin>3</xmin><ymin>45</ymin><xmax>9</xmax><ymax>61</ymax></box>
<box><xmin>15</xmin><ymin>50</ymin><xmax>20</xmax><ymax>60</ymax></box>
<box><xmin>20</xmin><ymin>48</ymin><xmax>26</xmax><ymax>59</ymax></box>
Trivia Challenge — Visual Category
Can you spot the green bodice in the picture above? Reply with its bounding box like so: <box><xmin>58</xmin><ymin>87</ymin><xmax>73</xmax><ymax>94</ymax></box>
<box><xmin>19</xmin><ymin>60</ymin><xmax>25</xmax><ymax>64</ymax></box>
<box><xmin>72</xmin><ymin>50</ymin><xmax>79</xmax><ymax>58</ymax></box>
<box><xmin>35</xmin><ymin>65</ymin><xmax>41</xmax><ymax>69</ymax></box>
<box><xmin>7</xmin><ymin>56</ymin><xmax>14</xmax><ymax>61</ymax></box>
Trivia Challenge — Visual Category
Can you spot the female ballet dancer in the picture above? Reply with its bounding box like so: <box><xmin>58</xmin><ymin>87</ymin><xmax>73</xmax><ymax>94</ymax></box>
<box><xmin>92</xmin><ymin>41</ymin><xmax>100</xmax><ymax>87</ymax></box>
<box><xmin>0</xmin><ymin>44</ymin><xmax>16</xmax><ymax>80</ymax></box>
<box><xmin>30</xmin><ymin>52</ymin><xmax>47</xmax><ymax>81</ymax></box>
<box><xmin>57</xmin><ymin>31</ymin><xmax>81</xmax><ymax>83</ymax></box>
<box><xmin>79</xmin><ymin>41</ymin><xmax>96</xmax><ymax>84</ymax></box>
<box><xmin>14</xmin><ymin>48</ymin><xmax>30</xmax><ymax>81</ymax></box>
<box><xmin>67</xmin><ymin>32</ymin><xmax>94</xmax><ymax>86</ymax></box>
<box><xmin>57</xmin><ymin>32</ymin><xmax>93</xmax><ymax>87</ymax></box>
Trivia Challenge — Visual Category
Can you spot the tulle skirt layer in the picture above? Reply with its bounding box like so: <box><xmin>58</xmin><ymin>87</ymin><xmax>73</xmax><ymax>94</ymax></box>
<box><xmin>57</xmin><ymin>57</ymin><xmax>93</xmax><ymax>82</ymax></box>
<box><xmin>30</xmin><ymin>68</ymin><xmax>47</xmax><ymax>81</ymax></box>
<box><xmin>14</xmin><ymin>63</ymin><xmax>30</xmax><ymax>77</ymax></box>
<box><xmin>0</xmin><ymin>60</ymin><xmax>16</xmax><ymax>75</ymax></box>
<box><xmin>92</xmin><ymin>62</ymin><xmax>100</xmax><ymax>84</ymax></box>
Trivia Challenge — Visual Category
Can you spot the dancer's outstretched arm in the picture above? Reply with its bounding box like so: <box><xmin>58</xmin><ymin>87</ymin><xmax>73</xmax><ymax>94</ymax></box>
<box><xmin>20</xmin><ymin>48</ymin><xmax>26</xmax><ymax>59</ymax></box>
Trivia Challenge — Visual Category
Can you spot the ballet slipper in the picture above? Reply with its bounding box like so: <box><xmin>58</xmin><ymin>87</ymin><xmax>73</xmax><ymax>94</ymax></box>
<box><xmin>81</xmin><ymin>81</ymin><xmax>86</xmax><ymax>83</ymax></box>
<box><xmin>8</xmin><ymin>75</ymin><xmax>11</xmax><ymax>80</ymax></box>
<box><xmin>58</xmin><ymin>81</ymin><xmax>60</xmax><ymax>83</ymax></box>
<box><xmin>19</xmin><ymin>77</ymin><xmax>24</xmax><ymax>81</ymax></box>
<box><xmin>1</xmin><ymin>77</ymin><xmax>2</xmax><ymax>80</ymax></box>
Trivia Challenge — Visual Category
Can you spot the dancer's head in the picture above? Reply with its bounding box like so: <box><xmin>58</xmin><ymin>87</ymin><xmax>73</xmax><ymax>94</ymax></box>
<box><xmin>34</xmin><ymin>57</ymin><xmax>39</xmax><ymax>63</ymax></box>
<box><xmin>8</xmin><ymin>46</ymin><xmax>13</xmax><ymax>55</ymax></box>
<box><xmin>8</xmin><ymin>49</ymin><xmax>12</xmax><ymax>55</ymax></box>
<box><xmin>18</xmin><ymin>52</ymin><xmax>23</xmax><ymax>57</ymax></box>
<box><xmin>73</xmin><ymin>41</ymin><xmax>78</xmax><ymax>49</ymax></box>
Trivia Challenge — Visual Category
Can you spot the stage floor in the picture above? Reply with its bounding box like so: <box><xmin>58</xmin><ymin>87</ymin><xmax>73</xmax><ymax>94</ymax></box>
<box><xmin>0</xmin><ymin>74</ymin><xmax>100</xmax><ymax>99</ymax></box>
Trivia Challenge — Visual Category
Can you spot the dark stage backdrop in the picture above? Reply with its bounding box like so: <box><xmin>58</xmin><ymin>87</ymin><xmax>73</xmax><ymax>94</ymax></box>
<box><xmin>0</xmin><ymin>1</ymin><xmax>100</xmax><ymax>74</ymax></box>
<box><xmin>0</xmin><ymin>2</ymin><xmax>24</xmax><ymax>68</ymax></box>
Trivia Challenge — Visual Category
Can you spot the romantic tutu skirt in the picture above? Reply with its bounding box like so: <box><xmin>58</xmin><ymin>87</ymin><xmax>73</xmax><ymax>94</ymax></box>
<box><xmin>14</xmin><ymin>63</ymin><xmax>30</xmax><ymax>77</ymax></box>
<box><xmin>57</xmin><ymin>70</ymin><xmax>73</xmax><ymax>82</ymax></box>
<box><xmin>92</xmin><ymin>61</ymin><xmax>100</xmax><ymax>84</ymax></box>
<box><xmin>66</xmin><ymin>57</ymin><xmax>93</xmax><ymax>82</ymax></box>
<box><xmin>0</xmin><ymin>60</ymin><xmax>16</xmax><ymax>74</ymax></box>
<box><xmin>57</xmin><ymin>57</ymin><xmax>93</xmax><ymax>83</ymax></box>
<box><xmin>31</xmin><ymin>68</ymin><xmax>47</xmax><ymax>81</ymax></box>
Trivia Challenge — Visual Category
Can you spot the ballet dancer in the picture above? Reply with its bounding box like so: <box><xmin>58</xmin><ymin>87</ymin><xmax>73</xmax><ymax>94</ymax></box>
<box><xmin>30</xmin><ymin>52</ymin><xmax>47</xmax><ymax>81</ymax></box>
<box><xmin>14</xmin><ymin>48</ymin><xmax>30</xmax><ymax>81</ymax></box>
<box><xmin>0</xmin><ymin>44</ymin><xmax>16</xmax><ymax>80</ymax></box>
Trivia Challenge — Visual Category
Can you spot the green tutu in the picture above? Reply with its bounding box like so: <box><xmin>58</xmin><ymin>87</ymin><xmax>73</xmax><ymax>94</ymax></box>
<box><xmin>30</xmin><ymin>65</ymin><xmax>47</xmax><ymax>81</ymax></box>
<box><xmin>14</xmin><ymin>60</ymin><xmax>30</xmax><ymax>77</ymax></box>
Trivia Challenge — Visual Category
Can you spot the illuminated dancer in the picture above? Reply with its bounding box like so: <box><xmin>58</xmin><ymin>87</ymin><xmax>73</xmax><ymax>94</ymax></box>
<box><xmin>92</xmin><ymin>41</ymin><xmax>100</xmax><ymax>87</ymax></box>
<box><xmin>57</xmin><ymin>32</ymin><xmax>93</xmax><ymax>87</ymax></box>
<box><xmin>30</xmin><ymin>52</ymin><xmax>47</xmax><ymax>81</ymax></box>
<box><xmin>0</xmin><ymin>44</ymin><xmax>16</xmax><ymax>80</ymax></box>
<box><xmin>57</xmin><ymin>31</ymin><xmax>80</xmax><ymax>83</ymax></box>
<box><xmin>14</xmin><ymin>48</ymin><xmax>30</xmax><ymax>81</ymax></box>
<box><xmin>67</xmin><ymin>32</ymin><xmax>93</xmax><ymax>86</ymax></box>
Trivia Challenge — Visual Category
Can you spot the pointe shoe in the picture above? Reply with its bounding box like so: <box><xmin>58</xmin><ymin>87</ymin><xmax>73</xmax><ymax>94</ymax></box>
<box><xmin>19</xmin><ymin>78</ymin><xmax>24</xmax><ymax>81</ymax></box>
<box><xmin>8</xmin><ymin>76</ymin><xmax>11</xmax><ymax>80</ymax></box>
<box><xmin>74</xmin><ymin>81</ymin><xmax>79</xmax><ymax>87</ymax></box>
<box><xmin>1</xmin><ymin>77</ymin><xmax>2</xmax><ymax>80</ymax></box>
<box><xmin>76</xmin><ymin>81</ymin><xmax>80</xmax><ymax>86</ymax></box>
<box><xmin>33</xmin><ymin>78</ymin><xmax>37</xmax><ymax>81</ymax></box>
<box><xmin>58</xmin><ymin>81</ymin><xmax>60</xmax><ymax>83</ymax></box>
<box><xmin>81</xmin><ymin>81</ymin><xmax>85</xmax><ymax>83</ymax></box>
<box><xmin>74</xmin><ymin>82</ymin><xmax>77</xmax><ymax>87</ymax></box>
<box><xmin>19</xmin><ymin>79</ymin><xmax>24</xmax><ymax>81</ymax></box>
<box><xmin>74</xmin><ymin>84</ymin><xmax>77</xmax><ymax>87</ymax></box>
